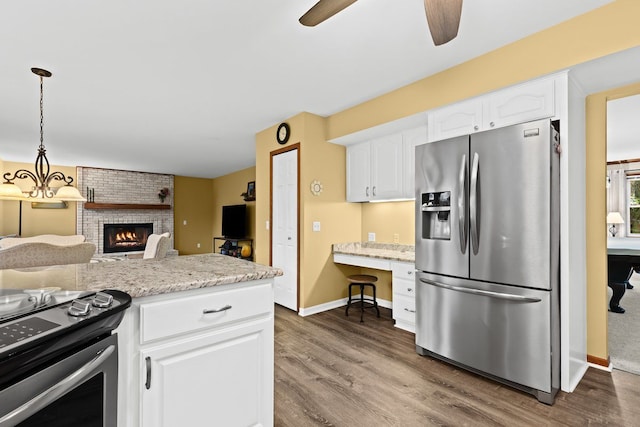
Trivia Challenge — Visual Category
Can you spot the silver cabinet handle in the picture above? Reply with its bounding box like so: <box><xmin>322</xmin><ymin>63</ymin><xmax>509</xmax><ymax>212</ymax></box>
<box><xmin>372</xmin><ymin>186</ymin><xmax>376</xmax><ymax>196</ymax></box>
<box><xmin>419</xmin><ymin>278</ymin><xmax>541</xmax><ymax>302</ymax></box>
<box><xmin>404</xmin><ymin>308</ymin><xmax>416</xmax><ymax>313</ymax></box>
<box><xmin>145</xmin><ymin>356</ymin><xmax>152</xmax><ymax>390</ymax></box>
<box><xmin>406</xmin><ymin>271</ymin><xmax>413</xmax><ymax>276</ymax></box>
<box><xmin>458</xmin><ymin>153</ymin><xmax>468</xmax><ymax>254</ymax></box>
<box><xmin>0</xmin><ymin>345</ymin><xmax>115</xmax><ymax>426</ymax></box>
<box><xmin>470</xmin><ymin>152</ymin><xmax>480</xmax><ymax>255</ymax></box>
<box><xmin>203</xmin><ymin>304</ymin><xmax>232</xmax><ymax>314</ymax></box>
<box><xmin>489</xmin><ymin>121</ymin><xmax>495</xmax><ymax>127</ymax></box>
<box><xmin>366</xmin><ymin>186</ymin><xmax>369</xmax><ymax>197</ymax></box>
<box><xmin>473</xmin><ymin>125</ymin><xmax>479</xmax><ymax>131</ymax></box>
<box><xmin>407</xmin><ymin>287</ymin><xmax>413</xmax><ymax>292</ymax></box>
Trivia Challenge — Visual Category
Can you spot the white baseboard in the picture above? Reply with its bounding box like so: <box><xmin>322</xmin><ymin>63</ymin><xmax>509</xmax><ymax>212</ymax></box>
<box><xmin>298</xmin><ymin>297</ymin><xmax>391</xmax><ymax>317</ymax></box>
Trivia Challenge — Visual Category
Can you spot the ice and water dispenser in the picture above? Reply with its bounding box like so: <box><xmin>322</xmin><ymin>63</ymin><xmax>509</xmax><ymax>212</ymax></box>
<box><xmin>421</xmin><ymin>191</ymin><xmax>451</xmax><ymax>240</ymax></box>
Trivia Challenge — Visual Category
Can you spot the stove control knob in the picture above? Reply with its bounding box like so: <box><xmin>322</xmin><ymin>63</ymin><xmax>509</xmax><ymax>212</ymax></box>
<box><xmin>68</xmin><ymin>299</ymin><xmax>92</xmax><ymax>317</ymax></box>
<box><xmin>92</xmin><ymin>292</ymin><xmax>114</xmax><ymax>308</ymax></box>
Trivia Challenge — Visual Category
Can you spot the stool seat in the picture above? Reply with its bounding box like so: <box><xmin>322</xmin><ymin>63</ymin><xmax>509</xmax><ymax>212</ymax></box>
<box><xmin>345</xmin><ymin>274</ymin><xmax>380</xmax><ymax>323</ymax></box>
<box><xmin>347</xmin><ymin>274</ymin><xmax>379</xmax><ymax>284</ymax></box>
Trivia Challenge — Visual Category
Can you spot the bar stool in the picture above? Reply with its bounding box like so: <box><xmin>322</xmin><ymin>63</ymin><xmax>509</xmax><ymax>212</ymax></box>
<box><xmin>345</xmin><ymin>274</ymin><xmax>380</xmax><ymax>323</ymax></box>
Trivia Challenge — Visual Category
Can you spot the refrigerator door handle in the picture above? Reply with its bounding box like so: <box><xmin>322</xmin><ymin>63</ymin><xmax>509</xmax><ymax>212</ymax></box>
<box><xmin>419</xmin><ymin>278</ymin><xmax>542</xmax><ymax>303</ymax></box>
<box><xmin>458</xmin><ymin>154</ymin><xmax>467</xmax><ymax>254</ymax></box>
<box><xmin>470</xmin><ymin>152</ymin><xmax>480</xmax><ymax>255</ymax></box>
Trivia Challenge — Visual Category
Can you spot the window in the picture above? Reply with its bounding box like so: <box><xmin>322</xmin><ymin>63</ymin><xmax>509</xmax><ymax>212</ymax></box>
<box><xmin>628</xmin><ymin>173</ymin><xmax>640</xmax><ymax>235</ymax></box>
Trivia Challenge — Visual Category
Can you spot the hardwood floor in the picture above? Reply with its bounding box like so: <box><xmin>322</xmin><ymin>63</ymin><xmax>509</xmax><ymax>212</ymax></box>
<box><xmin>274</xmin><ymin>305</ymin><xmax>640</xmax><ymax>426</ymax></box>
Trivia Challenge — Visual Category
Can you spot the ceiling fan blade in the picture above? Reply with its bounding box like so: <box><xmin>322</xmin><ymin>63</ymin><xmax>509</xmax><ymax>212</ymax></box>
<box><xmin>299</xmin><ymin>0</ymin><xmax>358</xmax><ymax>27</ymax></box>
<box><xmin>424</xmin><ymin>0</ymin><xmax>463</xmax><ymax>46</ymax></box>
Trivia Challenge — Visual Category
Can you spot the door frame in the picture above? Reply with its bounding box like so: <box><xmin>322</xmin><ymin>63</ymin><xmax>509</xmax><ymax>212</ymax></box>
<box><xmin>270</xmin><ymin>143</ymin><xmax>301</xmax><ymax>310</ymax></box>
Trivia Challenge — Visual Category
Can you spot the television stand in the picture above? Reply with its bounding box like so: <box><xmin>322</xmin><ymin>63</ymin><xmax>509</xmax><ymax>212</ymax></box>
<box><xmin>214</xmin><ymin>237</ymin><xmax>253</xmax><ymax>260</ymax></box>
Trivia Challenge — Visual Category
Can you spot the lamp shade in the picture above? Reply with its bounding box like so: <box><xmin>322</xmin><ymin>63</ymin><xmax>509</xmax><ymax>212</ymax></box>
<box><xmin>0</xmin><ymin>182</ymin><xmax>25</xmax><ymax>200</ymax></box>
<box><xmin>53</xmin><ymin>185</ymin><xmax>87</xmax><ymax>202</ymax></box>
<box><xmin>606</xmin><ymin>212</ymin><xmax>625</xmax><ymax>224</ymax></box>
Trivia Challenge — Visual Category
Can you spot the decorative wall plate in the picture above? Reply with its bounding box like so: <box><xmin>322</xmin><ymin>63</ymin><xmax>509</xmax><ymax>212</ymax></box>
<box><xmin>310</xmin><ymin>180</ymin><xmax>323</xmax><ymax>196</ymax></box>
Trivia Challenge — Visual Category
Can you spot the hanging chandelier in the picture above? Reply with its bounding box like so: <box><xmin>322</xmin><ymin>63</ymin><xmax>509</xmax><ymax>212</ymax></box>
<box><xmin>0</xmin><ymin>68</ymin><xmax>86</xmax><ymax>202</ymax></box>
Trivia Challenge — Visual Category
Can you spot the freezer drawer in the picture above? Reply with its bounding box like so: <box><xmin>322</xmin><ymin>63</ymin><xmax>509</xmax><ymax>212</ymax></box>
<box><xmin>416</xmin><ymin>272</ymin><xmax>552</xmax><ymax>393</ymax></box>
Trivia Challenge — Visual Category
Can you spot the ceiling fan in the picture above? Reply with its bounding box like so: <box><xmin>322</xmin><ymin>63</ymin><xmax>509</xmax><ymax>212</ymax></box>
<box><xmin>299</xmin><ymin>0</ymin><xmax>463</xmax><ymax>46</ymax></box>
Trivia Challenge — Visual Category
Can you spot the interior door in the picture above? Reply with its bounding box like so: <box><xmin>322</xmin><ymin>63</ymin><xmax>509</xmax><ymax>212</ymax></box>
<box><xmin>272</xmin><ymin>148</ymin><xmax>298</xmax><ymax>310</ymax></box>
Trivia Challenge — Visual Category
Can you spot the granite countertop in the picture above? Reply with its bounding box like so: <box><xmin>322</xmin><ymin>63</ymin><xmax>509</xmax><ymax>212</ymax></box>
<box><xmin>333</xmin><ymin>242</ymin><xmax>415</xmax><ymax>263</ymax></box>
<box><xmin>0</xmin><ymin>253</ymin><xmax>282</xmax><ymax>298</ymax></box>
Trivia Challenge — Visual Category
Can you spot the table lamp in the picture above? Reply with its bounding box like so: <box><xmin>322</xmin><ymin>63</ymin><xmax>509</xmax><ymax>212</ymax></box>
<box><xmin>607</xmin><ymin>212</ymin><xmax>625</xmax><ymax>237</ymax></box>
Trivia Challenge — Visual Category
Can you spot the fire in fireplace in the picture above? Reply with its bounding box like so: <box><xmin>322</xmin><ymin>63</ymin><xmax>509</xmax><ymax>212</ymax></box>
<box><xmin>103</xmin><ymin>223</ymin><xmax>153</xmax><ymax>253</ymax></box>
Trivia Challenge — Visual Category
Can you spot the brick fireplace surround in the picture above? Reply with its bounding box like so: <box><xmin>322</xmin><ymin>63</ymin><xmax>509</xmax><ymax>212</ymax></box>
<box><xmin>75</xmin><ymin>167</ymin><xmax>174</xmax><ymax>255</ymax></box>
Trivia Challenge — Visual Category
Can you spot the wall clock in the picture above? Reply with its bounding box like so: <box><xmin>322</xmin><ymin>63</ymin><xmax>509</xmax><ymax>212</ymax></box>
<box><xmin>276</xmin><ymin>122</ymin><xmax>290</xmax><ymax>145</ymax></box>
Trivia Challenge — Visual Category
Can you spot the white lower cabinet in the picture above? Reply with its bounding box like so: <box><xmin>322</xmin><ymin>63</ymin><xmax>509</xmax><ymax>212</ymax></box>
<box><xmin>117</xmin><ymin>280</ymin><xmax>274</xmax><ymax>427</ymax></box>
<box><xmin>391</xmin><ymin>262</ymin><xmax>416</xmax><ymax>333</ymax></box>
<box><xmin>141</xmin><ymin>317</ymin><xmax>272</xmax><ymax>427</ymax></box>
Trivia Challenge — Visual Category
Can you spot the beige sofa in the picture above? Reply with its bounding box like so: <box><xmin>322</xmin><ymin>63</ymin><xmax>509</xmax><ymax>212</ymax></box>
<box><xmin>0</xmin><ymin>242</ymin><xmax>96</xmax><ymax>269</ymax></box>
<box><xmin>0</xmin><ymin>234</ymin><xmax>86</xmax><ymax>249</ymax></box>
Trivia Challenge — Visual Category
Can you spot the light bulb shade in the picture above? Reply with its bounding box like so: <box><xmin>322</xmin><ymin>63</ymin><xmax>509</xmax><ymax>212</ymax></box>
<box><xmin>0</xmin><ymin>182</ymin><xmax>25</xmax><ymax>200</ymax></box>
<box><xmin>52</xmin><ymin>185</ymin><xmax>87</xmax><ymax>202</ymax></box>
<box><xmin>606</xmin><ymin>212</ymin><xmax>625</xmax><ymax>224</ymax></box>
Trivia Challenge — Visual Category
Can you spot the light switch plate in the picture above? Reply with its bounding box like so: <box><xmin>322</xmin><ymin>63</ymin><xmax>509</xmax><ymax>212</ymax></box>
<box><xmin>312</xmin><ymin>221</ymin><xmax>321</xmax><ymax>232</ymax></box>
<box><xmin>368</xmin><ymin>232</ymin><xmax>376</xmax><ymax>242</ymax></box>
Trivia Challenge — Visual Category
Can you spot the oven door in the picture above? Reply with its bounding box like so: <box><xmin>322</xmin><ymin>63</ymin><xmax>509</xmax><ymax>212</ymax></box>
<box><xmin>0</xmin><ymin>334</ymin><xmax>118</xmax><ymax>427</ymax></box>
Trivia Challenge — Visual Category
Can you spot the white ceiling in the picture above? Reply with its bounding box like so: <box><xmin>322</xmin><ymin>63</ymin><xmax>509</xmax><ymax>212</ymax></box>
<box><xmin>0</xmin><ymin>0</ymin><xmax>613</xmax><ymax>178</ymax></box>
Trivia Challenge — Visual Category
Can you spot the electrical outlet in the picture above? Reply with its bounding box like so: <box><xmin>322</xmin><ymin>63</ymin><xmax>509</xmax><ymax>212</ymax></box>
<box><xmin>393</xmin><ymin>233</ymin><xmax>399</xmax><ymax>243</ymax></box>
<box><xmin>266</xmin><ymin>220</ymin><xmax>270</xmax><ymax>230</ymax></box>
<box><xmin>197</xmin><ymin>243</ymin><xmax>201</xmax><ymax>248</ymax></box>
<box><xmin>312</xmin><ymin>221</ymin><xmax>321</xmax><ymax>232</ymax></box>
<box><xmin>368</xmin><ymin>232</ymin><xmax>376</xmax><ymax>242</ymax></box>
<box><xmin>183</xmin><ymin>220</ymin><xmax>187</xmax><ymax>225</ymax></box>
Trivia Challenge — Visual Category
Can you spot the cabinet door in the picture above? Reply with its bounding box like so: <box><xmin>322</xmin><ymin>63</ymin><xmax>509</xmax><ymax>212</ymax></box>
<box><xmin>485</xmin><ymin>77</ymin><xmax>555</xmax><ymax>129</ymax></box>
<box><xmin>428</xmin><ymin>98</ymin><xmax>483</xmax><ymax>142</ymax></box>
<box><xmin>402</xmin><ymin>126</ymin><xmax>428</xmax><ymax>199</ymax></box>
<box><xmin>370</xmin><ymin>134</ymin><xmax>403</xmax><ymax>200</ymax></box>
<box><xmin>346</xmin><ymin>142</ymin><xmax>371</xmax><ymax>202</ymax></box>
<box><xmin>140</xmin><ymin>318</ymin><xmax>273</xmax><ymax>427</ymax></box>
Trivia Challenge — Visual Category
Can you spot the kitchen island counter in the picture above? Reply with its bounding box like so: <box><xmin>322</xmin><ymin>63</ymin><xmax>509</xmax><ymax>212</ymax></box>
<box><xmin>0</xmin><ymin>253</ymin><xmax>282</xmax><ymax>297</ymax></box>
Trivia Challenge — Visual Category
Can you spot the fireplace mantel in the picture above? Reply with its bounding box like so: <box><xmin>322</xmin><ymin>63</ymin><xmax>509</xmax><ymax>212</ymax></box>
<box><xmin>84</xmin><ymin>202</ymin><xmax>170</xmax><ymax>210</ymax></box>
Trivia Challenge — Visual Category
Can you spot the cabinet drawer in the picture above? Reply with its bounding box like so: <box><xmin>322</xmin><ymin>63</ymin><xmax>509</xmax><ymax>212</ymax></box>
<box><xmin>391</xmin><ymin>262</ymin><xmax>415</xmax><ymax>280</ymax></box>
<box><xmin>393</xmin><ymin>278</ymin><xmax>416</xmax><ymax>298</ymax></box>
<box><xmin>393</xmin><ymin>294</ymin><xmax>416</xmax><ymax>325</ymax></box>
<box><xmin>139</xmin><ymin>283</ymin><xmax>273</xmax><ymax>344</ymax></box>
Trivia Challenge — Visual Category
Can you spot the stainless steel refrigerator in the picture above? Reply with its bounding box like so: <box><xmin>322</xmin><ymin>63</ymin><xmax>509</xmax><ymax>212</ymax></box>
<box><xmin>414</xmin><ymin>118</ymin><xmax>560</xmax><ymax>404</ymax></box>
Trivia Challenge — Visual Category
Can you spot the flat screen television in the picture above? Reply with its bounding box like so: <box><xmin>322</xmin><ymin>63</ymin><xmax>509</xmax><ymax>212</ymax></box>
<box><xmin>222</xmin><ymin>204</ymin><xmax>247</xmax><ymax>238</ymax></box>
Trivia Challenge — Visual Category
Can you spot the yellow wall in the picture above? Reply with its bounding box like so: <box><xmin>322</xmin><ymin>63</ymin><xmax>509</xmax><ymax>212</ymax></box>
<box><xmin>174</xmin><ymin>175</ymin><xmax>214</xmax><ymax>255</ymax></box>
<box><xmin>256</xmin><ymin>112</ymin><xmax>362</xmax><ymax>309</ymax></box>
<box><xmin>0</xmin><ymin>160</ymin><xmax>78</xmax><ymax>236</ymax></box>
<box><xmin>211</xmin><ymin>166</ymin><xmax>256</xmax><ymax>252</ymax></box>
<box><xmin>361</xmin><ymin>201</ymin><xmax>415</xmax><ymax>245</ymax></box>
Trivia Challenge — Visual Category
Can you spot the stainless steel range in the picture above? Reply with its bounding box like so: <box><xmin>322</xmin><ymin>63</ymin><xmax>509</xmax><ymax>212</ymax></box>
<box><xmin>0</xmin><ymin>287</ymin><xmax>131</xmax><ymax>426</ymax></box>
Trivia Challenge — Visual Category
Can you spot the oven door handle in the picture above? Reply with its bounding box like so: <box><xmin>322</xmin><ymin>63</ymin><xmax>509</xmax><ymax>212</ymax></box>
<box><xmin>0</xmin><ymin>344</ymin><xmax>115</xmax><ymax>427</ymax></box>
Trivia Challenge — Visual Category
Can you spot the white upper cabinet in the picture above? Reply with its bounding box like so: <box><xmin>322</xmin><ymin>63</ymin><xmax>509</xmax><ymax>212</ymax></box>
<box><xmin>486</xmin><ymin>77</ymin><xmax>555</xmax><ymax>129</ymax></box>
<box><xmin>347</xmin><ymin>134</ymin><xmax>403</xmax><ymax>202</ymax></box>
<box><xmin>428</xmin><ymin>75</ymin><xmax>557</xmax><ymax>142</ymax></box>
<box><xmin>346</xmin><ymin>141</ymin><xmax>372</xmax><ymax>202</ymax></box>
<box><xmin>428</xmin><ymin>97</ymin><xmax>483</xmax><ymax>141</ymax></box>
<box><xmin>346</xmin><ymin>125</ymin><xmax>427</xmax><ymax>202</ymax></box>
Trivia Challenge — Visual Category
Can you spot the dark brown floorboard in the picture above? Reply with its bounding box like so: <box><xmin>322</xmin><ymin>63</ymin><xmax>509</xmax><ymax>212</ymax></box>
<box><xmin>274</xmin><ymin>305</ymin><xmax>640</xmax><ymax>426</ymax></box>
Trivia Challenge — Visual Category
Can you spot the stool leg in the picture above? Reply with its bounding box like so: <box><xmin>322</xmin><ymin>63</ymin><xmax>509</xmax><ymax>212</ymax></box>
<box><xmin>372</xmin><ymin>284</ymin><xmax>380</xmax><ymax>318</ymax></box>
<box><xmin>360</xmin><ymin>284</ymin><xmax>365</xmax><ymax>323</ymax></box>
<box><xmin>345</xmin><ymin>283</ymin><xmax>353</xmax><ymax>317</ymax></box>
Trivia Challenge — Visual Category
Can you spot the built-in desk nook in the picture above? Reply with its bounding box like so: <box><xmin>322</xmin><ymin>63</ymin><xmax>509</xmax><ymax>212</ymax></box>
<box><xmin>333</xmin><ymin>242</ymin><xmax>416</xmax><ymax>332</ymax></box>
